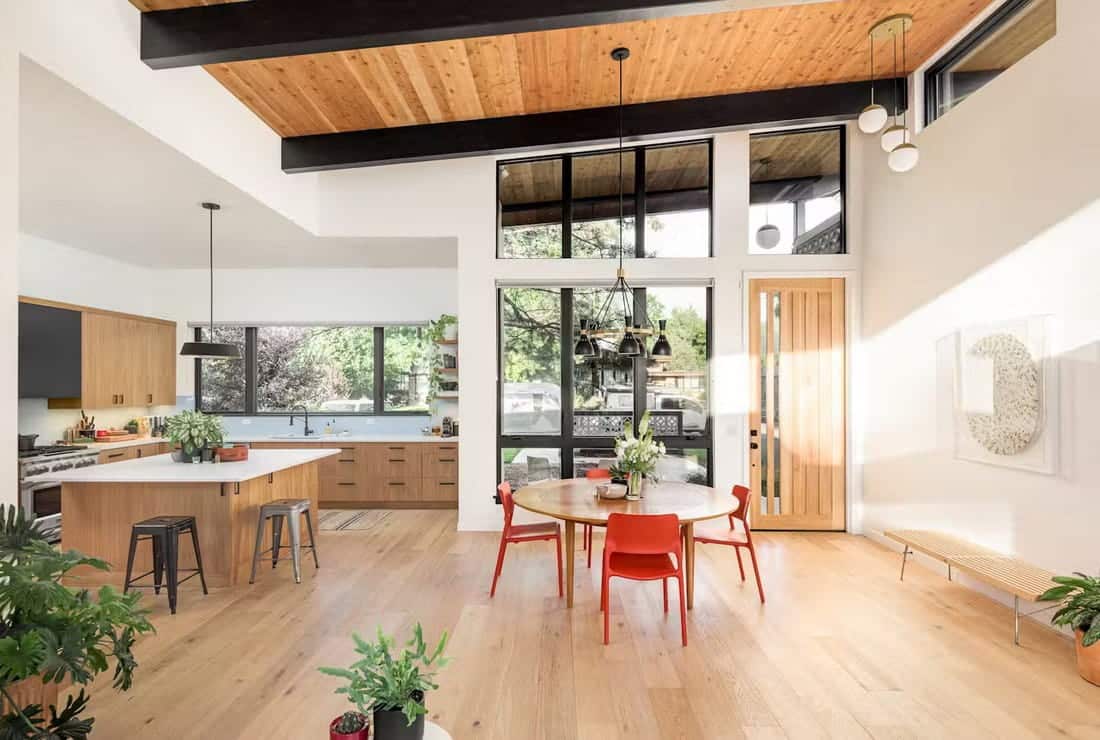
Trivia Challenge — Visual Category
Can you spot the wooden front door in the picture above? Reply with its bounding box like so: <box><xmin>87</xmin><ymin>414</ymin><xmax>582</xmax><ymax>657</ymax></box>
<box><xmin>748</xmin><ymin>278</ymin><xmax>846</xmax><ymax>530</ymax></box>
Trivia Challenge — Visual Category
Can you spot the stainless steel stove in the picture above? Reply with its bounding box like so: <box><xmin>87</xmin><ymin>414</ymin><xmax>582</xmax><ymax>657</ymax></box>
<box><xmin>19</xmin><ymin>446</ymin><xmax>100</xmax><ymax>543</ymax></box>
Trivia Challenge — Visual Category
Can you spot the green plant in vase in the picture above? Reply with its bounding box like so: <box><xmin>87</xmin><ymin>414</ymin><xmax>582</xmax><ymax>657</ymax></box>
<box><xmin>319</xmin><ymin>623</ymin><xmax>449</xmax><ymax>740</ymax></box>
<box><xmin>614</xmin><ymin>411</ymin><xmax>665</xmax><ymax>499</ymax></box>
<box><xmin>0</xmin><ymin>506</ymin><xmax>155</xmax><ymax>738</ymax></box>
<box><xmin>165</xmin><ymin>410</ymin><xmax>224</xmax><ymax>462</ymax></box>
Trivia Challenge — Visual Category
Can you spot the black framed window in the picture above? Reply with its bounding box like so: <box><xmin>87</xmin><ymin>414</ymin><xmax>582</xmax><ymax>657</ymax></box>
<box><xmin>195</xmin><ymin>324</ymin><xmax>429</xmax><ymax>416</ymax></box>
<box><xmin>497</xmin><ymin>140</ymin><xmax>713</xmax><ymax>259</ymax></box>
<box><xmin>925</xmin><ymin>0</ymin><xmax>1055</xmax><ymax>125</ymax></box>
<box><xmin>497</xmin><ymin>285</ymin><xmax>712</xmax><ymax>489</ymax></box>
<box><xmin>749</xmin><ymin>126</ymin><xmax>845</xmax><ymax>255</ymax></box>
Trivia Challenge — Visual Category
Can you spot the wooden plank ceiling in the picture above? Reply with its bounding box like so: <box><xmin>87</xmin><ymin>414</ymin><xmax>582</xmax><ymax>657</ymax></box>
<box><xmin>132</xmin><ymin>0</ymin><xmax>992</xmax><ymax>138</ymax></box>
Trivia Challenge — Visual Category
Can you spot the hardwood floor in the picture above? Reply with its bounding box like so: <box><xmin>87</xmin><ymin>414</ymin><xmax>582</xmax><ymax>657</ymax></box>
<box><xmin>85</xmin><ymin>511</ymin><xmax>1099</xmax><ymax>739</ymax></box>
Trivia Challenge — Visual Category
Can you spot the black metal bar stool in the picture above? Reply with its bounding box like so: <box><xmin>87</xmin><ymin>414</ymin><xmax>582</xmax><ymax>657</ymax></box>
<box><xmin>249</xmin><ymin>499</ymin><xmax>319</xmax><ymax>585</ymax></box>
<box><xmin>123</xmin><ymin>515</ymin><xmax>208</xmax><ymax>615</ymax></box>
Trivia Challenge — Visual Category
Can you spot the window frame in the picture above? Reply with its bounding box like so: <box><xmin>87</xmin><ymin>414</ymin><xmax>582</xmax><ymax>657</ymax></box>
<box><xmin>495</xmin><ymin>285</ymin><xmax>714</xmax><ymax>487</ymax></box>
<box><xmin>748</xmin><ymin>124</ymin><xmax>847</xmax><ymax>256</ymax></box>
<box><xmin>496</xmin><ymin>139</ymin><xmax>715</xmax><ymax>259</ymax></box>
<box><xmin>194</xmin><ymin>323</ymin><xmax>431</xmax><ymax>417</ymax></box>
<box><xmin>923</xmin><ymin>0</ymin><xmax>1043</xmax><ymax>126</ymax></box>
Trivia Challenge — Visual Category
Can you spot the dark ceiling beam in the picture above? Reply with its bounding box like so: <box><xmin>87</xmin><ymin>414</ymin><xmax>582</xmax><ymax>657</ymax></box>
<box><xmin>141</xmin><ymin>0</ymin><xmax>776</xmax><ymax>70</ymax></box>
<box><xmin>281</xmin><ymin>78</ymin><xmax>907</xmax><ymax>173</ymax></box>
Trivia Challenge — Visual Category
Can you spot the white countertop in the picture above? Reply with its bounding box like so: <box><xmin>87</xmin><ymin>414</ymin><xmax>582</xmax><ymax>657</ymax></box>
<box><xmin>227</xmin><ymin>435</ymin><xmax>459</xmax><ymax>444</ymax></box>
<box><xmin>45</xmin><ymin>448</ymin><xmax>341</xmax><ymax>484</ymax></box>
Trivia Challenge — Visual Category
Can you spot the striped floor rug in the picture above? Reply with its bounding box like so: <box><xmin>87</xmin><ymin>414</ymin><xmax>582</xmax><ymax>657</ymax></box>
<box><xmin>317</xmin><ymin>510</ymin><xmax>394</xmax><ymax>531</ymax></box>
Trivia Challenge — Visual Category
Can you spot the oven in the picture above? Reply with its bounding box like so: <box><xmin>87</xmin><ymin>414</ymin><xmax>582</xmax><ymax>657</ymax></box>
<box><xmin>18</xmin><ymin>448</ymin><xmax>100</xmax><ymax>543</ymax></box>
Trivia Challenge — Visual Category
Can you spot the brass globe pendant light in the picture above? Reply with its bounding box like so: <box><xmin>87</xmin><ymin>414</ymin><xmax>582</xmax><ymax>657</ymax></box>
<box><xmin>573</xmin><ymin>47</ymin><xmax>671</xmax><ymax>360</ymax></box>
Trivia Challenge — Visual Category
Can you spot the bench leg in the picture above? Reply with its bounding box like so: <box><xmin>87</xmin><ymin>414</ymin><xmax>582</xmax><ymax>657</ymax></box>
<box><xmin>1014</xmin><ymin>596</ymin><xmax>1020</xmax><ymax>646</ymax></box>
<box><xmin>899</xmin><ymin>545</ymin><xmax>910</xmax><ymax>581</ymax></box>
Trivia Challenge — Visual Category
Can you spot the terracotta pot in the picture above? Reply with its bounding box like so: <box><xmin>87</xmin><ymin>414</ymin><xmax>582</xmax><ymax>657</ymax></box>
<box><xmin>1076</xmin><ymin>629</ymin><xmax>1100</xmax><ymax>686</ymax></box>
<box><xmin>329</xmin><ymin>714</ymin><xmax>369</xmax><ymax>740</ymax></box>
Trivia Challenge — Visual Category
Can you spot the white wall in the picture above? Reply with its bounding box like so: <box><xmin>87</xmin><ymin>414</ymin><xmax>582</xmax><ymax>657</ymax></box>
<box><xmin>1</xmin><ymin>3</ymin><xmax>19</xmax><ymax>505</ymax></box>
<box><xmin>861</xmin><ymin>0</ymin><xmax>1100</xmax><ymax>577</ymax></box>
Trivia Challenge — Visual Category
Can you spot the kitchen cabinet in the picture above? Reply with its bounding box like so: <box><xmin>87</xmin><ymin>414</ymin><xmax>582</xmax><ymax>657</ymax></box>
<box><xmin>83</xmin><ymin>312</ymin><xmax>177</xmax><ymax>408</ymax></box>
<box><xmin>21</xmin><ymin>298</ymin><xmax>177</xmax><ymax>410</ymax></box>
<box><xmin>98</xmin><ymin>447</ymin><xmax>137</xmax><ymax>465</ymax></box>
<box><xmin>248</xmin><ymin>441</ymin><xmax>458</xmax><ymax>508</ymax></box>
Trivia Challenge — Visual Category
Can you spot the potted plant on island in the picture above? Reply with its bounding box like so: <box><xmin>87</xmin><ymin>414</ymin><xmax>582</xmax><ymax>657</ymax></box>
<box><xmin>165</xmin><ymin>410</ymin><xmax>224</xmax><ymax>463</ymax></box>
<box><xmin>613</xmin><ymin>410</ymin><xmax>665</xmax><ymax>500</ymax></box>
<box><xmin>0</xmin><ymin>505</ymin><xmax>155</xmax><ymax>737</ymax></box>
<box><xmin>1038</xmin><ymin>572</ymin><xmax>1100</xmax><ymax>685</ymax></box>
<box><xmin>319</xmin><ymin>623</ymin><xmax>449</xmax><ymax>740</ymax></box>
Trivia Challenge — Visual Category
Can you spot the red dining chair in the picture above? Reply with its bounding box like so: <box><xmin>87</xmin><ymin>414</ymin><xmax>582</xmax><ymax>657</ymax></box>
<box><xmin>490</xmin><ymin>482</ymin><xmax>563</xmax><ymax>598</ymax></box>
<box><xmin>601</xmin><ymin>513</ymin><xmax>687</xmax><ymax>646</ymax></box>
<box><xmin>693</xmin><ymin>485</ymin><xmax>765</xmax><ymax>603</ymax></box>
<box><xmin>582</xmin><ymin>468</ymin><xmax>612</xmax><ymax>568</ymax></box>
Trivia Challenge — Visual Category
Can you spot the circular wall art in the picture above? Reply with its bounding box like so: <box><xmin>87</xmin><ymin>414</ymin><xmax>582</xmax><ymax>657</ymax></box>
<box><xmin>965</xmin><ymin>333</ymin><xmax>1041</xmax><ymax>455</ymax></box>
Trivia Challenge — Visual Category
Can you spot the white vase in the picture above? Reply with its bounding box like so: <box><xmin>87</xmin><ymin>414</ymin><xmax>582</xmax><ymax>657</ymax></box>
<box><xmin>443</xmin><ymin>324</ymin><xmax>458</xmax><ymax>341</ymax></box>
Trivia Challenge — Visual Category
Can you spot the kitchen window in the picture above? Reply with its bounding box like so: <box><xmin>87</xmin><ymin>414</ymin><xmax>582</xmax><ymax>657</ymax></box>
<box><xmin>497</xmin><ymin>140</ymin><xmax>713</xmax><ymax>259</ymax></box>
<box><xmin>195</xmin><ymin>324</ymin><xmax>430</xmax><ymax>416</ymax></box>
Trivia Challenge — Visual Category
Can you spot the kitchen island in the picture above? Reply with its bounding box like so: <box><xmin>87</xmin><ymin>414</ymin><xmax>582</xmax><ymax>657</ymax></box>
<box><xmin>48</xmin><ymin>449</ymin><xmax>339</xmax><ymax>588</ymax></box>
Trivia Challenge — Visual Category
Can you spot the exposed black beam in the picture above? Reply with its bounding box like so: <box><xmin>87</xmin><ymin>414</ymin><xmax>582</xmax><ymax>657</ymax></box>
<box><xmin>282</xmin><ymin>78</ymin><xmax>907</xmax><ymax>173</ymax></box>
<box><xmin>141</xmin><ymin>0</ymin><xmax>764</xmax><ymax>70</ymax></box>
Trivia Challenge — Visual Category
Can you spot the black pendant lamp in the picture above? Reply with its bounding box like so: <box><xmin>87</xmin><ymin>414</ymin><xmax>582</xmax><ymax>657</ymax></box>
<box><xmin>573</xmin><ymin>47</ymin><xmax>671</xmax><ymax>361</ymax></box>
<box><xmin>180</xmin><ymin>202</ymin><xmax>241</xmax><ymax>359</ymax></box>
<box><xmin>651</xmin><ymin>319</ymin><xmax>672</xmax><ymax>357</ymax></box>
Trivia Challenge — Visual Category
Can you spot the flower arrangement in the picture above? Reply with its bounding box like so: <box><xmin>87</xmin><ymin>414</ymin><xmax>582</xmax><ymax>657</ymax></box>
<box><xmin>614</xmin><ymin>411</ymin><xmax>665</xmax><ymax>498</ymax></box>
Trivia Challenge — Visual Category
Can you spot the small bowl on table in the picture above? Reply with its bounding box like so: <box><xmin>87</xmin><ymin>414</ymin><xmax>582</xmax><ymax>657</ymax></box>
<box><xmin>597</xmin><ymin>483</ymin><xmax>627</xmax><ymax>500</ymax></box>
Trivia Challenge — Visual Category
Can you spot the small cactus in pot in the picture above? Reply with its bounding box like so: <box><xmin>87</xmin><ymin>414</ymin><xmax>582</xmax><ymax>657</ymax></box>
<box><xmin>330</xmin><ymin>710</ymin><xmax>369</xmax><ymax>740</ymax></box>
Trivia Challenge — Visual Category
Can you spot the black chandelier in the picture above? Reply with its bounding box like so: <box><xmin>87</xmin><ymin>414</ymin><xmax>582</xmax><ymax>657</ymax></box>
<box><xmin>573</xmin><ymin>47</ymin><xmax>672</xmax><ymax>361</ymax></box>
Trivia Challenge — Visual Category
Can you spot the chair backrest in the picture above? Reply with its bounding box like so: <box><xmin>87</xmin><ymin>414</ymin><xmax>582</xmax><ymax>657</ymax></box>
<box><xmin>730</xmin><ymin>485</ymin><xmax>751</xmax><ymax>528</ymax></box>
<box><xmin>497</xmin><ymin>482</ymin><xmax>515</xmax><ymax>529</ymax></box>
<box><xmin>585</xmin><ymin>468</ymin><xmax>612</xmax><ymax>480</ymax></box>
<box><xmin>606</xmin><ymin>513</ymin><xmax>682</xmax><ymax>557</ymax></box>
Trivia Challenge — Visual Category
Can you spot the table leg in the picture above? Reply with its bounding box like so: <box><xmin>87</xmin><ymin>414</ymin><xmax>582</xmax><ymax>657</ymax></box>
<box><xmin>683</xmin><ymin>521</ymin><xmax>695</xmax><ymax>610</ymax></box>
<box><xmin>564</xmin><ymin>520</ymin><xmax>576</xmax><ymax>608</ymax></box>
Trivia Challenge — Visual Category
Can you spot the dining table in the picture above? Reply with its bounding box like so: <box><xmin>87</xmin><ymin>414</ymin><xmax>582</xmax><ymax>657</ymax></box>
<box><xmin>512</xmin><ymin>478</ymin><xmax>738</xmax><ymax>609</ymax></box>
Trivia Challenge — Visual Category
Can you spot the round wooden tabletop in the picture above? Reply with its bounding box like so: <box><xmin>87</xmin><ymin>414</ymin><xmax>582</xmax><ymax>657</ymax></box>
<box><xmin>512</xmin><ymin>478</ymin><xmax>736</xmax><ymax>525</ymax></box>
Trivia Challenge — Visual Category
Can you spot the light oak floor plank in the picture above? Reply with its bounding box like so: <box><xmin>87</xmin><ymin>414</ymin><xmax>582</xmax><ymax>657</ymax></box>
<box><xmin>81</xmin><ymin>512</ymin><xmax>1099</xmax><ymax>739</ymax></box>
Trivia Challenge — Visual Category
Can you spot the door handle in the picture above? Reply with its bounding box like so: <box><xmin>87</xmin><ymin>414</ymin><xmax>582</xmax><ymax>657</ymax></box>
<box><xmin>750</xmin><ymin>429</ymin><xmax>759</xmax><ymax>437</ymax></box>
<box><xmin>749</xmin><ymin>442</ymin><xmax>759</xmax><ymax>450</ymax></box>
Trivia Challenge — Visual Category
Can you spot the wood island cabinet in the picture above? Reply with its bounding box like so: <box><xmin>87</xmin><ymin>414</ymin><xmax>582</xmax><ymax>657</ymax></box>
<box><xmin>248</xmin><ymin>441</ymin><xmax>459</xmax><ymax>508</ymax></box>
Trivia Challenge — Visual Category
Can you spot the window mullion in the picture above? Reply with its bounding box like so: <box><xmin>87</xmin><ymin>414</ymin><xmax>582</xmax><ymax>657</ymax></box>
<box><xmin>245</xmin><ymin>327</ymin><xmax>257</xmax><ymax>414</ymax></box>
<box><xmin>562</xmin><ymin>156</ymin><xmax>573</xmax><ymax>259</ymax></box>
<box><xmin>634</xmin><ymin>146</ymin><xmax>645</xmax><ymax>259</ymax></box>
<box><xmin>374</xmin><ymin>326</ymin><xmax>385</xmax><ymax>414</ymax></box>
<box><xmin>561</xmin><ymin>288</ymin><xmax>575</xmax><ymax>479</ymax></box>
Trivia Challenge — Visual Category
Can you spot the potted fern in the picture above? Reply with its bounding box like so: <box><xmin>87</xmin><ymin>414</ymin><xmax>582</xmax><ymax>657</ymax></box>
<box><xmin>319</xmin><ymin>623</ymin><xmax>449</xmax><ymax>740</ymax></box>
<box><xmin>165</xmin><ymin>410</ymin><xmax>224</xmax><ymax>463</ymax></box>
<box><xmin>1038</xmin><ymin>573</ymin><xmax>1100</xmax><ymax>685</ymax></box>
<box><xmin>0</xmin><ymin>506</ymin><xmax>155</xmax><ymax>737</ymax></box>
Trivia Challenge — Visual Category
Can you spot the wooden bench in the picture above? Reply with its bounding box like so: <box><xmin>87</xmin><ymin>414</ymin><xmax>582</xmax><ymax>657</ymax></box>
<box><xmin>884</xmin><ymin>530</ymin><xmax>1055</xmax><ymax>646</ymax></box>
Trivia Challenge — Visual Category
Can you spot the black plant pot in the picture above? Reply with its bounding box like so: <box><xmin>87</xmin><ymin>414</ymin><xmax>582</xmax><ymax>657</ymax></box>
<box><xmin>171</xmin><ymin>449</ymin><xmax>194</xmax><ymax>463</ymax></box>
<box><xmin>371</xmin><ymin>709</ymin><xmax>424</xmax><ymax>740</ymax></box>
<box><xmin>200</xmin><ymin>447</ymin><xmax>215</xmax><ymax>463</ymax></box>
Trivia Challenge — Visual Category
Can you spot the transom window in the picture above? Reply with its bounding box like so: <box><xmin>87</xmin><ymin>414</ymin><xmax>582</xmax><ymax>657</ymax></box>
<box><xmin>497</xmin><ymin>140</ymin><xmax>712</xmax><ymax>259</ymax></box>
<box><xmin>748</xmin><ymin>126</ymin><xmax>845</xmax><ymax>255</ymax></box>
<box><xmin>195</xmin><ymin>325</ymin><xmax>431</xmax><ymax>415</ymax></box>
<box><xmin>925</xmin><ymin>0</ymin><xmax>1055</xmax><ymax>125</ymax></box>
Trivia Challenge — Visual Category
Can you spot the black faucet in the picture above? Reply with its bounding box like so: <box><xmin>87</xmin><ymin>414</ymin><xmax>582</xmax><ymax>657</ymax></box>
<box><xmin>289</xmin><ymin>406</ymin><xmax>313</xmax><ymax>436</ymax></box>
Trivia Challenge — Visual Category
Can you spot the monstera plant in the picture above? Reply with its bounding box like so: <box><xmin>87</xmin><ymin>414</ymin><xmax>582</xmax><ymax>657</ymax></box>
<box><xmin>0</xmin><ymin>506</ymin><xmax>154</xmax><ymax>738</ymax></box>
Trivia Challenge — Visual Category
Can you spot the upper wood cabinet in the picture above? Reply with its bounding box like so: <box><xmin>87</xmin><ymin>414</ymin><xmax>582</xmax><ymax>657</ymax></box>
<box><xmin>82</xmin><ymin>312</ymin><xmax>177</xmax><ymax>408</ymax></box>
<box><xmin>21</xmin><ymin>297</ymin><xmax>178</xmax><ymax>410</ymax></box>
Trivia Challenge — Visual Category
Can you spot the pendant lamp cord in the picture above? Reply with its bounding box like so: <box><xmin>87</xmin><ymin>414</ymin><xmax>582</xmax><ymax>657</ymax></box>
<box><xmin>891</xmin><ymin>32</ymin><xmax>899</xmax><ymax>123</ymax></box>
<box><xmin>617</xmin><ymin>52</ymin><xmax>624</xmax><ymax>275</ymax></box>
<box><xmin>869</xmin><ymin>34</ymin><xmax>875</xmax><ymax>105</ymax></box>
<box><xmin>208</xmin><ymin>205</ymin><xmax>215</xmax><ymax>336</ymax></box>
<box><xmin>900</xmin><ymin>22</ymin><xmax>908</xmax><ymax>140</ymax></box>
